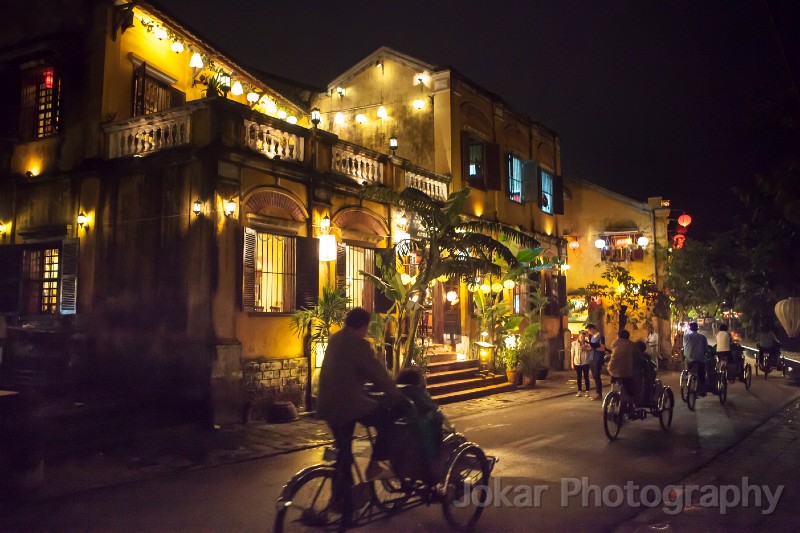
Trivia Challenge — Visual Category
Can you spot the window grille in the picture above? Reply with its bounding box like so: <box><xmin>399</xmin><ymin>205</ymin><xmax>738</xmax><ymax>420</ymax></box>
<box><xmin>20</xmin><ymin>67</ymin><xmax>60</xmax><ymax>140</ymax></box>
<box><xmin>22</xmin><ymin>247</ymin><xmax>59</xmax><ymax>314</ymax></box>
<box><xmin>254</xmin><ymin>233</ymin><xmax>296</xmax><ymax>312</ymax></box>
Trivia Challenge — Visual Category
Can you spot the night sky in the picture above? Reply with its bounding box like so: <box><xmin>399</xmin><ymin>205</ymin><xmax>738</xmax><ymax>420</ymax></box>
<box><xmin>157</xmin><ymin>0</ymin><xmax>799</xmax><ymax>238</ymax></box>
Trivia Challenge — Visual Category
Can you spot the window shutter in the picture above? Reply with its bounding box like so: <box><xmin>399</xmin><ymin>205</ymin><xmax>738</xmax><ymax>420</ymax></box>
<box><xmin>59</xmin><ymin>238</ymin><xmax>79</xmax><ymax>315</ymax></box>
<box><xmin>521</xmin><ymin>160</ymin><xmax>538</xmax><ymax>203</ymax></box>
<box><xmin>169</xmin><ymin>87</ymin><xmax>186</xmax><ymax>108</ymax></box>
<box><xmin>363</xmin><ymin>248</ymin><xmax>375</xmax><ymax>311</ymax></box>
<box><xmin>0</xmin><ymin>69</ymin><xmax>20</xmax><ymax>141</ymax></box>
<box><xmin>485</xmin><ymin>142</ymin><xmax>501</xmax><ymax>190</ymax></box>
<box><xmin>537</xmin><ymin>168</ymin><xmax>544</xmax><ymax>208</ymax></box>
<box><xmin>242</xmin><ymin>227</ymin><xmax>256</xmax><ymax>312</ymax></box>
<box><xmin>336</xmin><ymin>243</ymin><xmax>347</xmax><ymax>291</ymax></box>
<box><xmin>556</xmin><ymin>274</ymin><xmax>567</xmax><ymax>310</ymax></box>
<box><xmin>132</xmin><ymin>61</ymin><xmax>146</xmax><ymax>117</ymax></box>
<box><xmin>295</xmin><ymin>236</ymin><xmax>320</xmax><ymax>310</ymax></box>
<box><xmin>373</xmin><ymin>249</ymin><xmax>392</xmax><ymax>313</ymax></box>
<box><xmin>0</xmin><ymin>245</ymin><xmax>22</xmax><ymax>314</ymax></box>
<box><xmin>460</xmin><ymin>131</ymin><xmax>471</xmax><ymax>186</ymax></box>
<box><xmin>552</xmin><ymin>174</ymin><xmax>564</xmax><ymax>214</ymax></box>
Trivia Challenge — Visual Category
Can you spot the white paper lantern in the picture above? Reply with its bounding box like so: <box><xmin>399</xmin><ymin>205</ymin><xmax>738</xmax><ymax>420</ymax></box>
<box><xmin>775</xmin><ymin>297</ymin><xmax>800</xmax><ymax>337</ymax></box>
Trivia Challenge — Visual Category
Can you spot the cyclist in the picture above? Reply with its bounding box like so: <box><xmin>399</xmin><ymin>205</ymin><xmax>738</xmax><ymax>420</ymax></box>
<box><xmin>607</xmin><ymin>329</ymin><xmax>639</xmax><ymax>416</ymax></box>
<box><xmin>316</xmin><ymin>307</ymin><xmax>403</xmax><ymax>521</ymax></box>
<box><xmin>683</xmin><ymin>322</ymin><xmax>708</xmax><ymax>396</ymax></box>
<box><xmin>757</xmin><ymin>326</ymin><xmax>779</xmax><ymax>368</ymax></box>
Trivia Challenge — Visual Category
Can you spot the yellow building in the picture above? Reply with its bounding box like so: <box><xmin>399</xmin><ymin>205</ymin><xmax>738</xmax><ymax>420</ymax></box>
<box><xmin>561</xmin><ymin>176</ymin><xmax>671</xmax><ymax>351</ymax></box>
<box><xmin>310</xmin><ymin>47</ymin><xmax>568</xmax><ymax>366</ymax></box>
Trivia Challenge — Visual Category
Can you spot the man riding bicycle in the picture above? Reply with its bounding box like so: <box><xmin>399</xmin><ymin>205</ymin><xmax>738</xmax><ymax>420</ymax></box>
<box><xmin>607</xmin><ymin>329</ymin><xmax>639</xmax><ymax>415</ymax></box>
<box><xmin>683</xmin><ymin>322</ymin><xmax>708</xmax><ymax>396</ymax></box>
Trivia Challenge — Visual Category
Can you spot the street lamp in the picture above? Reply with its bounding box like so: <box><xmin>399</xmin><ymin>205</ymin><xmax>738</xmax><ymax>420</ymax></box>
<box><xmin>389</xmin><ymin>135</ymin><xmax>398</xmax><ymax>155</ymax></box>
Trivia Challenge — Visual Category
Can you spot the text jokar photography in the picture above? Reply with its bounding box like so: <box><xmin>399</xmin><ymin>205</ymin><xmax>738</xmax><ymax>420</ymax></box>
<box><xmin>453</xmin><ymin>477</ymin><xmax>783</xmax><ymax>515</ymax></box>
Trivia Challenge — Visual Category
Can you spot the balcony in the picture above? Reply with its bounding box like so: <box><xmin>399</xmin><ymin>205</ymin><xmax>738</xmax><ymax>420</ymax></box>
<box><xmin>243</xmin><ymin>118</ymin><xmax>304</xmax><ymax>162</ymax></box>
<box><xmin>403</xmin><ymin>164</ymin><xmax>451</xmax><ymax>202</ymax></box>
<box><xmin>103</xmin><ymin>102</ymin><xmax>204</xmax><ymax>159</ymax></box>
<box><xmin>332</xmin><ymin>140</ymin><xmax>384</xmax><ymax>185</ymax></box>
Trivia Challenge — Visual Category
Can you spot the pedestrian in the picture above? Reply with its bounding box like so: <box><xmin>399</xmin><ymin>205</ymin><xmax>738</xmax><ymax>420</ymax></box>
<box><xmin>316</xmin><ymin>307</ymin><xmax>403</xmax><ymax>522</ymax></box>
<box><xmin>586</xmin><ymin>323</ymin><xmax>606</xmax><ymax>400</ymax></box>
<box><xmin>683</xmin><ymin>322</ymin><xmax>709</xmax><ymax>396</ymax></box>
<box><xmin>646</xmin><ymin>325</ymin><xmax>659</xmax><ymax>363</ymax></box>
<box><xmin>572</xmin><ymin>330</ymin><xmax>591</xmax><ymax>397</ymax></box>
<box><xmin>607</xmin><ymin>330</ymin><xmax>639</xmax><ymax>414</ymax></box>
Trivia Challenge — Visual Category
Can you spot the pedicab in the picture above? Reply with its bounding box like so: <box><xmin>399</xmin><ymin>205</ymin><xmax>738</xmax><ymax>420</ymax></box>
<box><xmin>603</xmin><ymin>354</ymin><xmax>675</xmax><ymax>440</ymax></box>
<box><xmin>720</xmin><ymin>343</ymin><xmax>752</xmax><ymax>390</ymax></box>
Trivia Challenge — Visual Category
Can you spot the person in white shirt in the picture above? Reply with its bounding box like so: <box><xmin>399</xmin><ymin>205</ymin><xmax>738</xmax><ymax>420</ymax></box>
<box><xmin>646</xmin><ymin>325</ymin><xmax>659</xmax><ymax>363</ymax></box>
<box><xmin>572</xmin><ymin>330</ymin><xmax>591</xmax><ymax>397</ymax></box>
<box><xmin>716</xmin><ymin>323</ymin><xmax>732</xmax><ymax>364</ymax></box>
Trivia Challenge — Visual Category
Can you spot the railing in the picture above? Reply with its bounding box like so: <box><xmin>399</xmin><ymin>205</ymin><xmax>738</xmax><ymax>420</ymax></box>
<box><xmin>332</xmin><ymin>143</ymin><xmax>383</xmax><ymax>185</ymax></box>
<box><xmin>243</xmin><ymin>119</ymin><xmax>304</xmax><ymax>162</ymax></box>
<box><xmin>104</xmin><ymin>106</ymin><xmax>196</xmax><ymax>159</ymax></box>
<box><xmin>404</xmin><ymin>168</ymin><xmax>450</xmax><ymax>201</ymax></box>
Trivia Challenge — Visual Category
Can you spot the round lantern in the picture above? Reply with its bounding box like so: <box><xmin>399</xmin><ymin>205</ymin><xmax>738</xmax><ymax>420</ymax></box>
<box><xmin>568</xmin><ymin>240</ymin><xmax>580</xmax><ymax>251</ymax></box>
<box><xmin>594</xmin><ymin>238</ymin><xmax>606</xmax><ymax>249</ymax></box>
<box><xmin>678</xmin><ymin>213</ymin><xmax>692</xmax><ymax>227</ymax></box>
<box><xmin>775</xmin><ymin>297</ymin><xmax>800</xmax><ymax>337</ymax></box>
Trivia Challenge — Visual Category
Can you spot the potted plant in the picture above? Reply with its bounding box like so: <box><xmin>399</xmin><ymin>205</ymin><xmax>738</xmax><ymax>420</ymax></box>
<box><xmin>290</xmin><ymin>285</ymin><xmax>351</xmax><ymax>405</ymax></box>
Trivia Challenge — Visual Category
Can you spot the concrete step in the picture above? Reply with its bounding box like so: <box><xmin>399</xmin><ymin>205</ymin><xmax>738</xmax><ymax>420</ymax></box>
<box><xmin>426</xmin><ymin>374</ymin><xmax>507</xmax><ymax>396</ymax></box>
<box><xmin>426</xmin><ymin>359</ymin><xmax>480</xmax><ymax>373</ymax></box>
<box><xmin>425</xmin><ymin>367</ymin><xmax>481</xmax><ymax>384</ymax></box>
<box><xmin>431</xmin><ymin>381</ymin><xmax>516</xmax><ymax>405</ymax></box>
<box><xmin>427</xmin><ymin>351</ymin><xmax>459</xmax><ymax>364</ymax></box>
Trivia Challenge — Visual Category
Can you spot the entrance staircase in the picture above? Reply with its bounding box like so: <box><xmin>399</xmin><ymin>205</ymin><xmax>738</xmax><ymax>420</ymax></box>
<box><xmin>424</xmin><ymin>347</ymin><xmax>514</xmax><ymax>404</ymax></box>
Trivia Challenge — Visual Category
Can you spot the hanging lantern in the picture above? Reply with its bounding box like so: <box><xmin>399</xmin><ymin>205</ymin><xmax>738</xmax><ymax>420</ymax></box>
<box><xmin>568</xmin><ymin>240</ymin><xmax>580</xmax><ymax>251</ymax></box>
<box><xmin>503</xmin><ymin>280</ymin><xmax>515</xmax><ymax>290</ymax></box>
<box><xmin>678</xmin><ymin>213</ymin><xmax>692</xmax><ymax>227</ymax></box>
<box><xmin>775</xmin><ymin>297</ymin><xmax>800</xmax><ymax>337</ymax></box>
<box><xmin>594</xmin><ymin>238</ymin><xmax>606</xmax><ymax>249</ymax></box>
<box><xmin>491</xmin><ymin>282</ymin><xmax>503</xmax><ymax>293</ymax></box>
<box><xmin>672</xmin><ymin>234</ymin><xmax>685</xmax><ymax>249</ymax></box>
<box><xmin>480</xmin><ymin>283</ymin><xmax>491</xmax><ymax>294</ymax></box>
<box><xmin>400</xmin><ymin>273</ymin><xmax>412</xmax><ymax>285</ymax></box>
<box><xmin>637</xmin><ymin>236</ymin><xmax>649</xmax><ymax>247</ymax></box>
<box><xmin>446</xmin><ymin>290</ymin><xmax>458</xmax><ymax>303</ymax></box>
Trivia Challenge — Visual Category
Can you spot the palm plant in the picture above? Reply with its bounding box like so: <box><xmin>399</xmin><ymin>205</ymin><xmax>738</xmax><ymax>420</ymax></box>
<box><xmin>359</xmin><ymin>185</ymin><xmax>554</xmax><ymax>374</ymax></box>
<box><xmin>289</xmin><ymin>285</ymin><xmax>351</xmax><ymax>363</ymax></box>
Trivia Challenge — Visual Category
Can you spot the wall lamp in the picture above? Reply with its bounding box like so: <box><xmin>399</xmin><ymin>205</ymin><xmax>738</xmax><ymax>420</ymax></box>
<box><xmin>224</xmin><ymin>198</ymin><xmax>237</xmax><ymax>218</ymax></box>
<box><xmin>192</xmin><ymin>199</ymin><xmax>203</xmax><ymax>216</ymax></box>
<box><xmin>0</xmin><ymin>222</ymin><xmax>6</xmax><ymax>236</ymax></box>
<box><xmin>77</xmin><ymin>211</ymin><xmax>88</xmax><ymax>230</ymax></box>
<box><xmin>311</xmin><ymin>108</ymin><xmax>321</xmax><ymax>127</ymax></box>
<box><xmin>318</xmin><ymin>214</ymin><xmax>337</xmax><ymax>262</ymax></box>
<box><xmin>389</xmin><ymin>134</ymin><xmax>398</xmax><ymax>155</ymax></box>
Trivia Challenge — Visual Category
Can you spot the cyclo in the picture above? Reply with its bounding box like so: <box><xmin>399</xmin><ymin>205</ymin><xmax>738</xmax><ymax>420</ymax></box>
<box><xmin>274</xmin><ymin>386</ymin><xmax>497</xmax><ymax>532</ymax></box>
<box><xmin>680</xmin><ymin>346</ymin><xmax>729</xmax><ymax>410</ymax></box>
<box><xmin>719</xmin><ymin>343</ymin><xmax>752</xmax><ymax>390</ymax></box>
<box><xmin>603</xmin><ymin>353</ymin><xmax>675</xmax><ymax>440</ymax></box>
<box><xmin>755</xmin><ymin>343</ymin><xmax>785</xmax><ymax>379</ymax></box>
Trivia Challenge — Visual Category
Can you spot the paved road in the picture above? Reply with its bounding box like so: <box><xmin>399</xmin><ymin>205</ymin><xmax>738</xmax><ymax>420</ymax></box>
<box><xmin>1</xmin><ymin>371</ymin><xmax>798</xmax><ymax>532</ymax></box>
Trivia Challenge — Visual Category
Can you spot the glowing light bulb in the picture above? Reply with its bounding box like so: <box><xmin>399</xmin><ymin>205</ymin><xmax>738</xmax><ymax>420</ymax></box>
<box><xmin>287</xmin><ymin>116</ymin><xmax>297</xmax><ymax>124</ymax></box>
<box><xmin>277</xmin><ymin>110</ymin><xmax>287</xmax><ymax>120</ymax></box>
<box><xmin>170</xmin><ymin>41</ymin><xmax>184</xmax><ymax>53</ymax></box>
<box><xmin>154</xmin><ymin>27</ymin><xmax>168</xmax><ymax>40</ymax></box>
<box><xmin>265</xmin><ymin>99</ymin><xmax>278</xmax><ymax>114</ymax></box>
<box><xmin>247</xmin><ymin>92</ymin><xmax>259</xmax><ymax>103</ymax></box>
<box><xmin>355</xmin><ymin>113</ymin><xmax>366</xmax><ymax>124</ymax></box>
<box><xmin>231</xmin><ymin>81</ymin><xmax>243</xmax><ymax>96</ymax></box>
<box><xmin>189</xmin><ymin>53</ymin><xmax>204</xmax><ymax>68</ymax></box>
<box><xmin>334</xmin><ymin>112</ymin><xmax>344</xmax><ymax>125</ymax></box>
<box><xmin>377</xmin><ymin>105</ymin><xmax>387</xmax><ymax>118</ymax></box>
<box><xmin>413</xmin><ymin>99</ymin><xmax>425</xmax><ymax>110</ymax></box>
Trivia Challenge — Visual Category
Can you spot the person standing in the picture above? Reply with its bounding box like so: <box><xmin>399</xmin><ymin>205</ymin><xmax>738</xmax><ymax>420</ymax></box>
<box><xmin>646</xmin><ymin>325</ymin><xmax>660</xmax><ymax>363</ymax></box>
<box><xmin>683</xmin><ymin>322</ymin><xmax>709</xmax><ymax>396</ymax></box>
<box><xmin>572</xmin><ymin>330</ymin><xmax>591</xmax><ymax>397</ymax></box>
<box><xmin>586</xmin><ymin>323</ymin><xmax>606</xmax><ymax>400</ymax></box>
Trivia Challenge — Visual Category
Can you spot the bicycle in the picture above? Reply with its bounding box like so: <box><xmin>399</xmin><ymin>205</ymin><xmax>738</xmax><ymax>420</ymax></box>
<box><xmin>679</xmin><ymin>363</ymin><xmax>699</xmax><ymax>411</ymax></box>
<box><xmin>274</xmin><ymin>404</ymin><xmax>496</xmax><ymax>532</ymax></box>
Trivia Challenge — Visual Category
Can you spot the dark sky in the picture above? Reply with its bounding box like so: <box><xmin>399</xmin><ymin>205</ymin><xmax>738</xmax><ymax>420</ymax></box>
<box><xmin>157</xmin><ymin>0</ymin><xmax>799</xmax><ymax>237</ymax></box>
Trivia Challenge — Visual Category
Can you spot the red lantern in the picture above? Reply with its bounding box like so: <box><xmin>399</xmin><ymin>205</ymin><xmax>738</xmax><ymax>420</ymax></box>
<box><xmin>673</xmin><ymin>234</ymin><xmax>686</xmax><ymax>249</ymax></box>
<box><xmin>677</xmin><ymin>213</ymin><xmax>692</xmax><ymax>227</ymax></box>
<box><xmin>676</xmin><ymin>224</ymin><xmax>688</xmax><ymax>235</ymax></box>
<box><xmin>43</xmin><ymin>68</ymin><xmax>54</xmax><ymax>89</ymax></box>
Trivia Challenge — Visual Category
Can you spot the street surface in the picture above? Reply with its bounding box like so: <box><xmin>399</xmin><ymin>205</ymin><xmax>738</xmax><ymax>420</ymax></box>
<box><xmin>1</xmin><ymin>371</ymin><xmax>799</xmax><ymax>532</ymax></box>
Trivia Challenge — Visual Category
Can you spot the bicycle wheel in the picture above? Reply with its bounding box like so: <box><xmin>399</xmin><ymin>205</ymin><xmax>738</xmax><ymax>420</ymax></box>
<box><xmin>686</xmin><ymin>375</ymin><xmax>697</xmax><ymax>411</ymax></box>
<box><xmin>744</xmin><ymin>364</ymin><xmax>752</xmax><ymax>390</ymax></box>
<box><xmin>718</xmin><ymin>375</ymin><xmax>727</xmax><ymax>405</ymax></box>
<box><xmin>274</xmin><ymin>464</ymin><xmax>340</xmax><ymax>533</ymax></box>
<box><xmin>679</xmin><ymin>370</ymin><xmax>688</xmax><ymax>402</ymax></box>
<box><xmin>659</xmin><ymin>387</ymin><xmax>674</xmax><ymax>431</ymax></box>
<box><xmin>602</xmin><ymin>391</ymin><xmax>623</xmax><ymax>440</ymax></box>
<box><xmin>440</xmin><ymin>443</ymin><xmax>491</xmax><ymax>531</ymax></box>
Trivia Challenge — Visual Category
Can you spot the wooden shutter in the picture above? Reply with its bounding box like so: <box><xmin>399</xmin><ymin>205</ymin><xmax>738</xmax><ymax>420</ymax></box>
<box><xmin>521</xmin><ymin>160</ymin><xmax>538</xmax><ymax>203</ymax></box>
<box><xmin>0</xmin><ymin>245</ymin><xmax>22</xmax><ymax>314</ymax></box>
<box><xmin>363</xmin><ymin>248</ymin><xmax>375</xmax><ymax>311</ymax></box>
<box><xmin>460</xmin><ymin>131</ymin><xmax>470</xmax><ymax>187</ymax></box>
<box><xmin>242</xmin><ymin>227</ymin><xmax>256</xmax><ymax>312</ymax></box>
<box><xmin>59</xmin><ymin>238</ymin><xmax>79</xmax><ymax>315</ymax></box>
<box><xmin>537</xmin><ymin>168</ymin><xmax>544</xmax><ymax>208</ymax></box>
<box><xmin>485</xmin><ymin>142</ymin><xmax>501</xmax><ymax>190</ymax></box>
<box><xmin>552</xmin><ymin>174</ymin><xmax>564</xmax><ymax>214</ymax></box>
<box><xmin>373</xmin><ymin>249</ymin><xmax>392</xmax><ymax>313</ymax></box>
<box><xmin>336</xmin><ymin>243</ymin><xmax>347</xmax><ymax>291</ymax></box>
<box><xmin>295</xmin><ymin>236</ymin><xmax>320</xmax><ymax>310</ymax></box>
<box><xmin>169</xmin><ymin>87</ymin><xmax>186</xmax><ymax>108</ymax></box>
<box><xmin>0</xmin><ymin>68</ymin><xmax>20</xmax><ymax>141</ymax></box>
<box><xmin>132</xmin><ymin>61</ymin><xmax>146</xmax><ymax>117</ymax></box>
<box><xmin>556</xmin><ymin>274</ymin><xmax>567</xmax><ymax>310</ymax></box>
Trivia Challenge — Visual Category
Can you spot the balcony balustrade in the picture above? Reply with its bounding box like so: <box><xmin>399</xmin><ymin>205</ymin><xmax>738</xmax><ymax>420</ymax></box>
<box><xmin>332</xmin><ymin>142</ymin><xmax>384</xmax><ymax>185</ymax></box>
<box><xmin>404</xmin><ymin>167</ymin><xmax>450</xmax><ymax>201</ymax></box>
<box><xmin>104</xmin><ymin>104</ymin><xmax>199</xmax><ymax>159</ymax></box>
<box><xmin>243</xmin><ymin>118</ymin><xmax>304</xmax><ymax>162</ymax></box>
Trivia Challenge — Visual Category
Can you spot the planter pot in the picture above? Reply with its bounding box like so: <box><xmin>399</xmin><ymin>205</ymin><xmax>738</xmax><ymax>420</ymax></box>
<box><xmin>521</xmin><ymin>374</ymin><xmax>536</xmax><ymax>388</ymax></box>
<box><xmin>535</xmin><ymin>368</ymin><xmax>549</xmax><ymax>380</ymax></box>
<box><xmin>505</xmin><ymin>368</ymin><xmax>520</xmax><ymax>386</ymax></box>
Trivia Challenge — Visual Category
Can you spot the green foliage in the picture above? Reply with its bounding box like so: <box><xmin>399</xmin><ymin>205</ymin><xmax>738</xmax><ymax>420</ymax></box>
<box><xmin>359</xmin><ymin>185</ymin><xmax>553</xmax><ymax>375</ymax></box>
<box><xmin>289</xmin><ymin>285</ymin><xmax>350</xmax><ymax>345</ymax></box>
